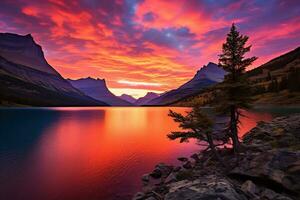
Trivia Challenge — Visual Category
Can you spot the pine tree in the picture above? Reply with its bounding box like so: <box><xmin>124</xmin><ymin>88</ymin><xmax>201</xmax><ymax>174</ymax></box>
<box><xmin>218</xmin><ymin>24</ymin><xmax>257</xmax><ymax>153</ymax></box>
<box><xmin>167</xmin><ymin>106</ymin><xmax>228</xmax><ymax>164</ymax></box>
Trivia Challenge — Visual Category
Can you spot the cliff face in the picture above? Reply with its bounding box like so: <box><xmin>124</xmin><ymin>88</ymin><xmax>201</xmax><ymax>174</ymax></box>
<box><xmin>0</xmin><ymin>33</ymin><xmax>59</xmax><ymax>75</ymax></box>
<box><xmin>0</xmin><ymin>33</ymin><xmax>107</xmax><ymax>106</ymax></box>
<box><xmin>68</xmin><ymin>77</ymin><xmax>133</xmax><ymax>106</ymax></box>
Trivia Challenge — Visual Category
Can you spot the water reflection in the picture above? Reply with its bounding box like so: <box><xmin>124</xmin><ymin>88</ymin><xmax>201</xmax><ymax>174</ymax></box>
<box><xmin>0</xmin><ymin>107</ymin><xmax>298</xmax><ymax>200</ymax></box>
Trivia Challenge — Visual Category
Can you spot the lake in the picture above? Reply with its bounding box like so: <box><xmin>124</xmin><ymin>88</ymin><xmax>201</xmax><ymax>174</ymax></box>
<box><xmin>0</xmin><ymin>107</ymin><xmax>299</xmax><ymax>200</ymax></box>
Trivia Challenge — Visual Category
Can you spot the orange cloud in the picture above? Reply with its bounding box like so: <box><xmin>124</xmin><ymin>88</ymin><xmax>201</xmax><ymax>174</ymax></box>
<box><xmin>2</xmin><ymin>0</ymin><xmax>299</xmax><ymax>97</ymax></box>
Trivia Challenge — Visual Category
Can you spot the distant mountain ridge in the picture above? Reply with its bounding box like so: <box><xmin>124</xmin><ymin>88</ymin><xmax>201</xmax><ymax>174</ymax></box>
<box><xmin>135</xmin><ymin>92</ymin><xmax>160</xmax><ymax>105</ymax></box>
<box><xmin>119</xmin><ymin>94</ymin><xmax>136</xmax><ymax>104</ymax></box>
<box><xmin>68</xmin><ymin>77</ymin><xmax>133</xmax><ymax>106</ymax></box>
<box><xmin>146</xmin><ymin>62</ymin><xmax>225</xmax><ymax>105</ymax></box>
<box><xmin>0</xmin><ymin>32</ymin><xmax>107</xmax><ymax>106</ymax></box>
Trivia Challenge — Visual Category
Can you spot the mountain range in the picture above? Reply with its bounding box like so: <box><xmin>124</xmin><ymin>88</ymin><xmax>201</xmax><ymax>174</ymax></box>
<box><xmin>0</xmin><ymin>33</ymin><xmax>227</xmax><ymax>107</ymax></box>
<box><xmin>1</xmin><ymin>32</ymin><xmax>297</xmax><ymax>107</ymax></box>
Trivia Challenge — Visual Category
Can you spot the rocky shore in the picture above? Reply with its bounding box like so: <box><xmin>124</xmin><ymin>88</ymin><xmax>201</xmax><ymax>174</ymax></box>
<box><xmin>133</xmin><ymin>114</ymin><xmax>300</xmax><ymax>200</ymax></box>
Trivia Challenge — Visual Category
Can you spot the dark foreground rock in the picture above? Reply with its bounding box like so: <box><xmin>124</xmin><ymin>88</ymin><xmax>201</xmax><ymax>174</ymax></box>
<box><xmin>133</xmin><ymin>114</ymin><xmax>300</xmax><ymax>200</ymax></box>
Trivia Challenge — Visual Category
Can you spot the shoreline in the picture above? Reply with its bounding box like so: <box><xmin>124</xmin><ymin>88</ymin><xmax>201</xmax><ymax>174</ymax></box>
<box><xmin>133</xmin><ymin>114</ymin><xmax>300</xmax><ymax>200</ymax></box>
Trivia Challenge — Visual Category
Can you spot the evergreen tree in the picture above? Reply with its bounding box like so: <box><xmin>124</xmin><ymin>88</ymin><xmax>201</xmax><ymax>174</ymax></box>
<box><xmin>167</xmin><ymin>106</ymin><xmax>228</xmax><ymax>164</ymax></box>
<box><xmin>218</xmin><ymin>24</ymin><xmax>257</xmax><ymax>153</ymax></box>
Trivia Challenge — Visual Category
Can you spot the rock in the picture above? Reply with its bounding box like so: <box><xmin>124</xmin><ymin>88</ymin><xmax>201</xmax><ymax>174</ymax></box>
<box><xmin>173</xmin><ymin>166</ymin><xmax>181</xmax><ymax>172</ymax></box>
<box><xmin>182</xmin><ymin>161</ymin><xmax>192</xmax><ymax>169</ymax></box>
<box><xmin>164</xmin><ymin>172</ymin><xmax>177</xmax><ymax>184</ymax></box>
<box><xmin>149</xmin><ymin>168</ymin><xmax>162</xmax><ymax>179</ymax></box>
<box><xmin>145</xmin><ymin>197</ymin><xmax>156</xmax><ymax>200</ymax></box>
<box><xmin>132</xmin><ymin>192</ymin><xmax>145</xmax><ymax>200</ymax></box>
<box><xmin>135</xmin><ymin>114</ymin><xmax>300</xmax><ymax>200</ymax></box>
<box><xmin>178</xmin><ymin>157</ymin><xmax>188</xmax><ymax>162</ymax></box>
<box><xmin>165</xmin><ymin>175</ymin><xmax>247</xmax><ymax>200</ymax></box>
<box><xmin>230</xmin><ymin>150</ymin><xmax>300</xmax><ymax>193</ymax></box>
<box><xmin>230</xmin><ymin>115</ymin><xmax>300</xmax><ymax>195</ymax></box>
<box><xmin>151</xmin><ymin>163</ymin><xmax>173</xmax><ymax>178</ymax></box>
<box><xmin>241</xmin><ymin>180</ymin><xmax>257</xmax><ymax>196</ymax></box>
<box><xmin>260</xmin><ymin>188</ymin><xmax>293</xmax><ymax>200</ymax></box>
<box><xmin>142</xmin><ymin>174</ymin><xmax>150</xmax><ymax>183</ymax></box>
<box><xmin>190</xmin><ymin>153</ymin><xmax>200</xmax><ymax>161</ymax></box>
<box><xmin>243</xmin><ymin>114</ymin><xmax>300</xmax><ymax>150</ymax></box>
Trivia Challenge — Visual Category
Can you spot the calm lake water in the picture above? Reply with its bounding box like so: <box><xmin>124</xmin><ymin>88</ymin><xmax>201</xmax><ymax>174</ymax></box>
<box><xmin>0</xmin><ymin>107</ymin><xmax>299</xmax><ymax>200</ymax></box>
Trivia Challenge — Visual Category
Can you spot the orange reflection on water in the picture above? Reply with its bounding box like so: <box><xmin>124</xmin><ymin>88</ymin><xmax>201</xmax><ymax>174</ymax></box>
<box><xmin>0</xmin><ymin>107</ymin><xmax>277</xmax><ymax>200</ymax></box>
<box><xmin>26</xmin><ymin>107</ymin><xmax>197</xmax><ymax>200</ymax></box>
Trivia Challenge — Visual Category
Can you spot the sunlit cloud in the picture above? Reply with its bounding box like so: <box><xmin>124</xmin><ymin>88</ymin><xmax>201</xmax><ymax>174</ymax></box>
<box><xmin>118</xmin><ymin>80</ymin><xmax>163</xmax><ymax>87</ymax></box>
<box><xmin>0</xmin><ymin>0</ymin><xmax>299</xmax><ymax>94</ymax></box>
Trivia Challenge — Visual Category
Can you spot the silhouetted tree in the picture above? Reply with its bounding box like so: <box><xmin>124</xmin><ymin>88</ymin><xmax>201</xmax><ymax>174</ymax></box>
<box><xmin>167</xmin><ymin>106</ymin><xmax>227</xmax><ymax>164</ymax></box>
<box><xmin>218</xmin><ymin>24</ymin><xmax>257</xmax><ymax>153</ymax></box>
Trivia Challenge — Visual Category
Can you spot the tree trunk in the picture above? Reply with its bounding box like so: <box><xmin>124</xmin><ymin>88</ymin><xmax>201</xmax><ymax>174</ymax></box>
<box><xmin>230</xmin><ymin>105</ymin><xmax>239</xmax><ymax>153</ymax></box>
<box><xmin>206</xmin><ymin>133</ymin><xmax>225</xmax><ymax>167</ymax></box>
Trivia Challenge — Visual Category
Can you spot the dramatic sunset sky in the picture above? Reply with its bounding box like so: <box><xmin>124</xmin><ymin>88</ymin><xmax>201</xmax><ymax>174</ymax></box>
<box><xmin>0</xmin><ymin>0</ymin><xmax>299</xmax><ymax>97</ymax></box>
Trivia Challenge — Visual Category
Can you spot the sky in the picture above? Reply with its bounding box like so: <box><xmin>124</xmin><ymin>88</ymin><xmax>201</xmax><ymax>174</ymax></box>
<box><xmin>0</xmin><ymin>0</ymin><xmax>300</xmax><ymax>98</ymax></box>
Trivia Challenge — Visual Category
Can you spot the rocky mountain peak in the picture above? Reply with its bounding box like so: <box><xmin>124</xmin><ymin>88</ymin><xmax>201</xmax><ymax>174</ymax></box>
<box><xmin>68</xmin><ymin>77</ymin><xmax>107</xmax><ymax>89</ymax></box>
<box><xmin>0</xmin><ymin>32</ymin><xmax>58</xmax><ymax>75</ymax></box>
<box><xmin>193</xmin><ymin>62</ymin><xmax>225</xmax><ymax>82</ymax></box>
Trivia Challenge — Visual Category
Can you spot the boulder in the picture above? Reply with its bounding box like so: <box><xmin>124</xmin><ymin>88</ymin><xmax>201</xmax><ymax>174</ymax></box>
<box><xmin>233</xmin><ymin>114</ymin><xmax>300</xmax><ymax>195</ymax></box>
<box><xmin>241</xmin><ymin>180</ymin><xmax>257</xmax><ymax>196</ymax></box>
<box><xmin>190</xmin><ymin>153</ymin><xmax>200</xmax><ymax>161</ymax></box>
<box><xmin>164</xmin><ymin>172</ymin><xmax>177</xmax><ymax>184</ymax></box>
<box><xmin>173</xmin><ymin>166</ymin><xmax>181</xmax><ymax>172</ymax></box>
<box><xmin>142</xmin><ymin>174</ymin><xmax>150</xmax><ymax>183</ymax></box>
<box><xmin>177</xmin><ymin>157</ymin><xmax>189</xmax><ymax>162</ymax></box>
<box><xmin>165</xmin><ymin>175</ymin><xmax>247</xmax><ymax>200</ymax></box>
<box><xmin>132</xmin><ymin>192</ymin><xmax>145</xmax><ymax>200</ymax></box>
<box><xmin>182</xmin><ymin>161</ymin><xmax>192</xmax><ymax>169</ymax></box>
<box><xmin>260</xmin><ymin>188</ymin><xmax>293</xmax><ymax>200</ymax></box>
<box><xmin>150</xmin><ymin>163</ymin><xmax>173</xmax><ymax>178</ymax></box>
<box><xmin>230</xmin><ymin>150</ymin><xmax>300</xmax><ymax>193</ymax></box>
<box><xmin>243</xmin><ymin>114</ymin><xmax>300</xmax><ymax>150</ymax></box>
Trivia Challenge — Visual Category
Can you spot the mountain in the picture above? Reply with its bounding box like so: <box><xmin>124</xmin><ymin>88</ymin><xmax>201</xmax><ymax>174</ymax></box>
<box><xmin>119</xmin><ymin>94</ymin><xmax>136</xmax><ymax>104</ymax></box>
<box><xmin>146</xmin><ymin>62</ymin><xmax>226</xmax><ymax>105</ymax></box>
<box><xmin>0</xmin><ymin>33</ymin><xmax>107</xmax><ymax>106</ymax></box>
<box><xmin>174</xmin><ymin>47</ymin><xmax>300</xmax><ymax>106</ymax></box>
<box><xmin>246</xmin><ymin>46</ymin><xmax>300</xmax><ymax>104</ymax></box>
<box><xmin>247</xmin><ymin>47</ymin><xmax>300</xmax><ymax>79</ymax></box>
<box><xmin>135</xmin><ymin>92</ymin><xmax>160</xmax><ymax>105</ymax></box>
<box><xmin>68</xmin><ymin>77</ymin><xmax>133</xmax><ymax>106</ymax></box>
